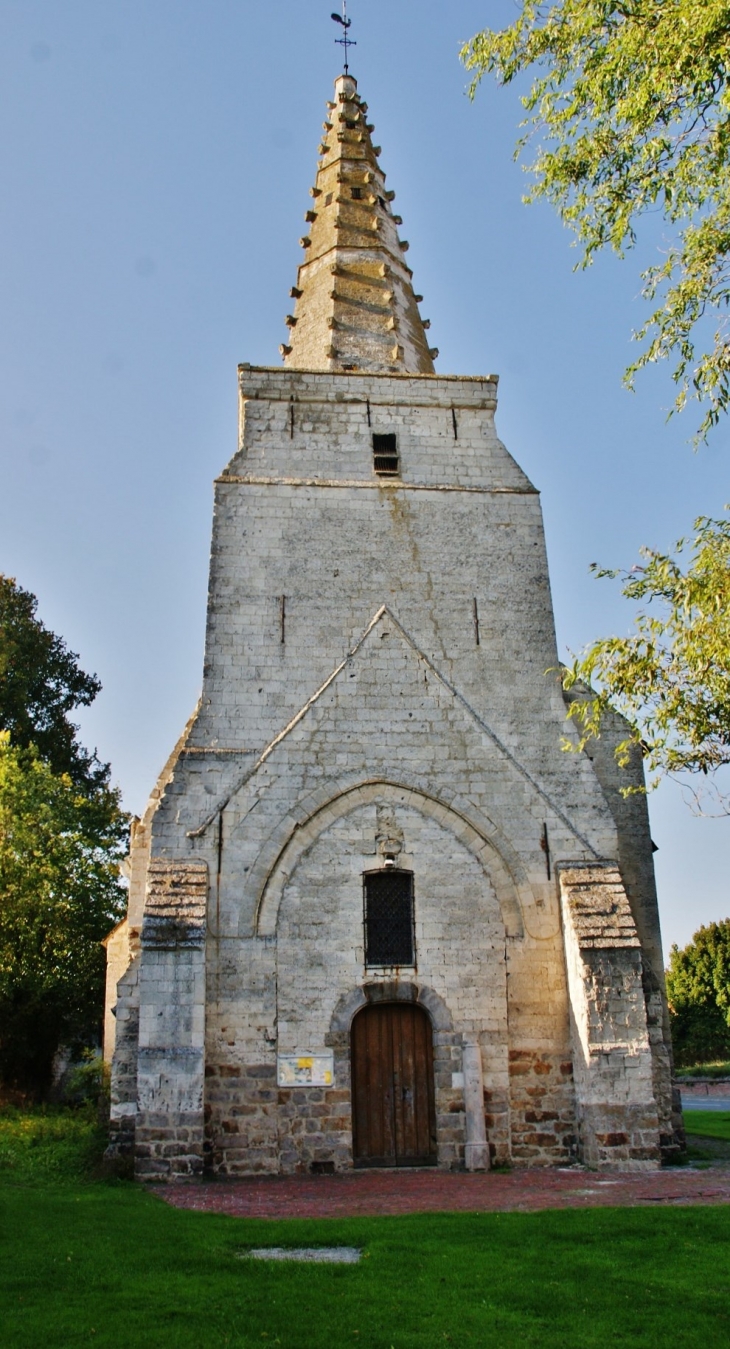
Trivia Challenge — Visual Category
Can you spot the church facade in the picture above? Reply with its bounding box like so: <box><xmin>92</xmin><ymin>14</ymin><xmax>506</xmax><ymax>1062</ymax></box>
<box><xmin>105</xmin><ymin>72</ymin><xmax>683</xmax><ymax>1179</ymax></box>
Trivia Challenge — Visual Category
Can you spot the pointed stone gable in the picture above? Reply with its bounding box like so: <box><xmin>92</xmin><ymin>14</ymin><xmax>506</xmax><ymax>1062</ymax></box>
<box><xmin>190</xmin><ymin>607</ymin><xmax>608</xmax><ymax>894</ymax></box>
<box><xmin>281</xmin><ymin>74</ymin><xmax>436</xmax><ymax>375</ymax></box>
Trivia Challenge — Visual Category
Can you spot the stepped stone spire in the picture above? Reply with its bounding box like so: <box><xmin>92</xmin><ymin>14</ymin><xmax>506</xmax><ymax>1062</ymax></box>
<box><xmin>280</xmin><ymin>74</ymin><xmax>437</xmax><ymax>374</ymax></box>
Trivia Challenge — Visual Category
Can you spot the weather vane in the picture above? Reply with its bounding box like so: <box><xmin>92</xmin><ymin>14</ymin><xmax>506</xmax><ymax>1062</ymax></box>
<box><xmin>331</xmin><ymin>2</ymin><xmax>356</xmax><ymax>75</ymax></box>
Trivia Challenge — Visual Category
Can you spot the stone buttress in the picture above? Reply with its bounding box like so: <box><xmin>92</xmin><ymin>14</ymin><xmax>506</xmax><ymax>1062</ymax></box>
<box><xmin>105</xmin><ymin>72</ymin><xmax>683</xmax><ymax>1179</ymax></box>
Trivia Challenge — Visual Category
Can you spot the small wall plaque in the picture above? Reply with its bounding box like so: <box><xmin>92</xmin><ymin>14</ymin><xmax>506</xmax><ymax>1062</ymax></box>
<box><xmin>277</xmin><ymin>1052</ymin><xmax>334</xmax><ymax>1087</ymax></box>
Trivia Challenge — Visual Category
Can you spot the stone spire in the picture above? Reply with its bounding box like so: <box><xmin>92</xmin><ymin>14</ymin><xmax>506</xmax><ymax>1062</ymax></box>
<box><xmin>280</xmin><ymin>74</ymin><xmax>437</xmax><ymax>374</ymax></box>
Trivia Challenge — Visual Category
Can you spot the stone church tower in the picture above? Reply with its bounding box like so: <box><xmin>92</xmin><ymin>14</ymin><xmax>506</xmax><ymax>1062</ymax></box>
<box><xmin>105</xmin><ymin>72</ymin><xmax>682</xmax><ymax>1178</ymax></box>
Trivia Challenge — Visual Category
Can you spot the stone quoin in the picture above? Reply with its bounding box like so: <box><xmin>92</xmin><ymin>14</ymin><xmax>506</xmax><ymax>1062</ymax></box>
<box><xmin>104</xmin><ymin>71</ymin><xmax>684</xmax><ymax>1179</ymax></box>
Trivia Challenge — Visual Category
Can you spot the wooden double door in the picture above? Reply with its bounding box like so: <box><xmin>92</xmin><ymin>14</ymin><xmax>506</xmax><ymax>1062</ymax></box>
<box><xmin>351</xmin><ymin>1003</ymin><xmax>438</xmax><ymax>1167</ymax></box>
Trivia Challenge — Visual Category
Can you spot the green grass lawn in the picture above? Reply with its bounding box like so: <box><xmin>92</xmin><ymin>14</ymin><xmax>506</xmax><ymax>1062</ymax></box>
<box><xmin>0</xmin><ymin>1105</ymin><xmax>107</xmax><ymax>1181</ymax></box>
<box><xmin>3</xmin><ymin>1187</ymin><xmax>730</xmax><ymax>1348</ymax></box>
<box><xmin>684</xmin><ymin>1109</ymin><xmax>730</xmax><ymax>1142</ymax></box>
<box><xmin>1</xmin><ymin>1108</ymin><xmax>729</xmax><ymax>1348</ymax></box>
<box><xmin>676</xmin><ymin>1062</ymin><xmax>730</xmax><ymax>1079</ymax></box>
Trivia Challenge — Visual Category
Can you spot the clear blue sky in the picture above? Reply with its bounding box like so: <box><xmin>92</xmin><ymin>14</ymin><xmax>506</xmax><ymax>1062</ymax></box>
<box><xmin>1</xmin><ymin>0</ymin><xmax>728</xmax><ymax>953</ymax></box>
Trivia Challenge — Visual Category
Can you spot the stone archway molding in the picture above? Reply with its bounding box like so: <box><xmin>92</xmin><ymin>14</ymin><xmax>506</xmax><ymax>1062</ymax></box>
<box><xmin>251</xmin><ymin>778</ymin><xmax>525</xmax><ymax>939</ymax></box>
<box><xmin>329</xmin><ymin>980</ymin><xmax>455</xmax><ymax>1035</ymax></box>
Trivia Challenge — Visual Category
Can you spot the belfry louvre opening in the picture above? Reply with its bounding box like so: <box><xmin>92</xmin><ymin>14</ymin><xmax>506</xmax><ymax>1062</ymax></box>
<box><xmin>372</xmin><ymin>433</ymin><xmax>399</xmax><ymax>476</ymax></box>
<box><xmin>364</xmin><ymin>870</ymin><xmax>414</xmax><ymax>966</ymax></box>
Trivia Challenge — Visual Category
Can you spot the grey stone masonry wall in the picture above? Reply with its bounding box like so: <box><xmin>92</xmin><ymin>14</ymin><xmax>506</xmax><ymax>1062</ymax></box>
<box><xmin>559</xmin><ymin>863</ymin><xmax>661</xmax><ymax>1170</ymax></box>
<box><xmin>106</xmin><ymin>953</ymin><xmax>140</xmax><ymax>1160</ymax></box>
<box><xmin>135</xmin><ymin>860</ymin><xmax>209</xmax><ymax>1179</ymax></box>
<box><xmin>563</xmin><ymin>687</ymin><xmax>684</xmax><ymax>1159</ymax></box>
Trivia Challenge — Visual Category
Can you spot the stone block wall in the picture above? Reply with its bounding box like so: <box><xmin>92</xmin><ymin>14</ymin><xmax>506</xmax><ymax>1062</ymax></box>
<box><xmin>204</xmin><ymin>999</ymin><xmax>469</xmax><ymax>1176</ymax></box>
<box><xmin>202</xmin><ymin>790</ymin><xmax>509</xmax><ymax>1174</ymax></box>
<box><xmin>203</xmin><ymin>1008</ymin><xmax>581</xmax><ymax>1173</ymax></box>
<box><xmin>183</xmin><ymin>364</ymin><xmax>619</xmax><ymax>837</ymax></box>
<box><xmin>563</xmin><ymin>685</ymin><xmax>683</xmax><ymax>1158</ymax></box>
<box><xmin>507</xmin><ymin>1051</ymin><xmax>577</xmax><ymax>1165</ymax></box>
<box><xmin>432</xmin><ymin>1030</ymin><xmax>469</xmax><ymax>1170</ymax></box>
<box><xmin>274</xmin><ymin>803</ymin><xmax>508</xmax><ymax>1056</ymax></box>
<box><xmin>204</xmin><ymin>1064</ymin><xmax>279</xmax><ymax>1174</ymax></box>
<box><xmin>134</xmin><ymin>859</ymin><xmax>209</xmax><ymax>1179</ymax></box>
<box><xmin>559</xmin><ymin>863</ymin><xmax>661</xmax><ymax>1170</ymax></box>
<box><xmin>106</xmin><ymin>953</ymin><xmax>140</xmax><ymax>1160</ymax></box>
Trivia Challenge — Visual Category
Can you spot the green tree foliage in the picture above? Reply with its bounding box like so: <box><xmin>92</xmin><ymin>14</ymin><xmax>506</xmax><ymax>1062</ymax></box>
<box><xmin>666</xmin><ymin>920</ymin><xmax>730</xmax><ymax>1065</ymax></box>
<box><xmin>462</xmin><ymin>1</ymin><xmax>730</xmax><ymax>437</ymax></box>
<box><xmin>0</xmin><ymin>733</ymin><xmax>126</xmax><ymax>1094</ymax></box>
<box><xmin>562</xmin><ymin>515</ymin><xmax>730</xmax><ymax>805</ymax></box>
<box><xmin>0</xmin><ymin>578</ymin><xmax>128</xmax><ymax>1093</ymax></box>
<box><xmin>0</xmin><ymin>575</ymin><xmax>109</xmax><ymax>792</ymax></box>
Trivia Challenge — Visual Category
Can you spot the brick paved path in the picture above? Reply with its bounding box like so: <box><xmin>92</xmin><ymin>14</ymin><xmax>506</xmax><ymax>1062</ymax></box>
<box><xmin>156</xmin><ymin>1163</ymin><xmax>730</xmax><ymax>1220</ymax></box>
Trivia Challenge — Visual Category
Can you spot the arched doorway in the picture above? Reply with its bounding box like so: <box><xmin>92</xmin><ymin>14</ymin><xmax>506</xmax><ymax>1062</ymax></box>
<box><xmin>351</xmin><ymin>1003</ymin><xmax>438</xmax><ymax>1167</ymax></box>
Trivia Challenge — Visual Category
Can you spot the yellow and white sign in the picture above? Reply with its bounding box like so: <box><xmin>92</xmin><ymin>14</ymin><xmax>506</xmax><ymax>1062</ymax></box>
<box><xmin>277</xmin><ymin>1052</ymin><xmax>334</xmax><ymax>1087</ymax></box>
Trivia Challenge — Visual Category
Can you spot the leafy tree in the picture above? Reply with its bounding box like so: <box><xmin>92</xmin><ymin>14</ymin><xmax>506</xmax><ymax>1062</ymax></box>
<box><xmin>0</xmin><ymin>575</ymin><xmax>109</xmax><ymax>791</ymax></box>
<box><xmin>562</xmin><ymin>514</ymin><xmax>730</xmax><ymax>808</ymax></box>
<box><xmin>0</xmin><ymin>733</ymin><xmax>127</xmax><ymax>1094</ymax></box>
<box><xmin>666</xmin><ymin>920</ymin><xmax>730</xmax><ymax>1065</ymax></box>
<box><xmin>462</xmin><ymin>0</ymin><xmax>730</xmax><ymax>438</ymax></box>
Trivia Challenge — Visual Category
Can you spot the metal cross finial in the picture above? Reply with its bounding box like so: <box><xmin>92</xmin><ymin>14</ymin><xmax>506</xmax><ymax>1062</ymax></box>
<box><xmin>331</xmin><ymin>2</ymin><xmax>356</xmax><ymax>75</ymax></box>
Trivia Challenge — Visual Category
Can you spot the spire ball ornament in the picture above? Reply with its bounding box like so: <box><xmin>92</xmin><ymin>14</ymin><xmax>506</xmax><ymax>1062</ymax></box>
<box><xmin>331</xmin><ymin>1</ymin><xmax>356</xmax><ymax>75</ymax></box>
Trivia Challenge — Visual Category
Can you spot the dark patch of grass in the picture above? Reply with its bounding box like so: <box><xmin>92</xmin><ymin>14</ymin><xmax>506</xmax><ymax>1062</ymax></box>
<box><xmin>0</xmin><ymin>1104</ymin><xmax>107</xmax><ymax>1182</ymax></box>
<box><xmin>684</xmin><ymin>1109</ymin><xmax>730</xmax><ymax>1142</ymax></box>
<box><xmin>0</xmin><ymin>1185</ymin><xmax>729</xmax><ymax>1347</ymax></box>
<box><xmin>676</xmin><ymin>1062</ymin><xmax>730</xmax><ymax>1079</ymax></box>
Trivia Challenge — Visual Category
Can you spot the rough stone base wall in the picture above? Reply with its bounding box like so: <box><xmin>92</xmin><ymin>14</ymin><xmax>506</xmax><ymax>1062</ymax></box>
<box><xmin>133</xmin><ymin>860</ymin><xmax>209</xmax><ymax>1180</ymax></box>
<box><xmin>508</xmin><ymin>1051</ymin><xmax>577</xmax><ymax>1165</ymax></box>
<box><xmin>482</xmin><ymin>1080</ymin><xmax>511</xmax><ymax>1168</ymax></box>
<box><xmin>204</xmin><ymin>1049</ymin><xmax>583</xmax><ymax>1172</ymax></box>
<box><xmin>205</xmin><ymin>1065</ymin><xmax>279</xmax><ymax>1175</ymax></box>
<box><xmin>642</xmin><ymin>979</ymin><xmax>686</xmax><ymax>1162</ymax></box>
<box><xmin>205</xmin><ymin>1030</ymin><xmax>470</xmax><ymax>1175</ymax></box>
<box><xmin>135</xmin><ymin>1109</ymin><xmax>205</xmax><ymax>1178</ymax></box>
<box><xmin>577</xmin><ymin>1099</ymin><xmax>661</xmax><ymax>1170</ymax></box>
<box><xmin>558</xmin><ymin>865</ymin><xmax>661</xmax><ymax>1171</ymax></box>
<box><xmin>106</xmin><ymin>955</ymin><xmax>140</xmax><ymax>1161</ymax></box>
<box><xmin>204</xmin><ymin>1062</ymin><xmax>352</xmax><ymax>1176</ymax></box>
<box><xmin>278</xmin><ymin>1084</ymin><xmax>353</xmax><ymax>1174</ymax></box>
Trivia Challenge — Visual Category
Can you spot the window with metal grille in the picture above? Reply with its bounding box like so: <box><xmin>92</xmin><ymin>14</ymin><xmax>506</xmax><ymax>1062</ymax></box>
<box><xmin>351</xmin><ymin>186</ymin><xmax>363</xmax><ymax>199</ymax></box>
<box><xmin>372</xmin><ymin>433</ymin><xmax>399</xmax><ymax>476</ymax></box>
<box><xmin>364</xmin><ymin>870</ymin><xmax>414</xmax><ymax>966</ymax></box>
